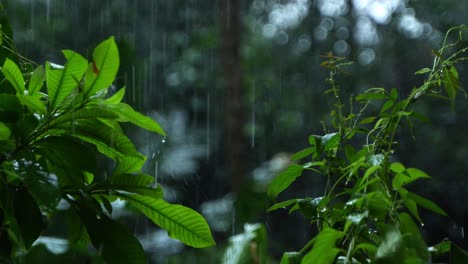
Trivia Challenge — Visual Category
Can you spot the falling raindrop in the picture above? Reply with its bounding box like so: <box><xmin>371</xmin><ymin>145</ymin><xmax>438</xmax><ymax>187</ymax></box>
<box><xmin>206</xmin><ymin>93</ymin><xmax>210</xmax><ymax>160</ymax></box>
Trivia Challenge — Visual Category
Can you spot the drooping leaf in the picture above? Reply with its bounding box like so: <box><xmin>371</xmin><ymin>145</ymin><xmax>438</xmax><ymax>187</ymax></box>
<box><xmin>406</xmin><ymin>192</ymin><xmax>447</xmax><ymax>216</ymax></box>
<box><xmin>321</xmin><ymin>132</ymin><xmax>340</xmax><ymax>152</ymax></box>
<box><xmin>46</xmin><ymin>50</ymin><xmax>87</xmax><ymax>109</ymax></box>
<box><xmin>83</xmin><ymin>37</ymin><xmax>120</xmax><ymax>98</ymax></box>
<box><xmin>268</xmin><ymin>164</ymin><xmax>304</xmax><ymax>200</ymax></box>
<box><xmin>101</xmin><ymin>102</ymin><xmax>166</xmax><ymax>136</ymax></box>
<box><xmin>28</xmin><ymin>65</ymin><xmax>45</xmax><ymax>95</ymax></box>
<box><xmin>118</xmin><ymin>194</ymin><xmax>215</xmax><ymax>248</ymax></box>
<box><xmin>1</xmin><ymin>58</ymin><xmax>25</xmax><ymax>94</ymax></box>
<box><xmin>301</xmin><ymin>228</ymin><xmax>344</xmax><ymax>264</ymax></box>
<box><xmin>81</xmin><ymin>211</ymin><xmax>146</xmax><ymax>264</ymax></box>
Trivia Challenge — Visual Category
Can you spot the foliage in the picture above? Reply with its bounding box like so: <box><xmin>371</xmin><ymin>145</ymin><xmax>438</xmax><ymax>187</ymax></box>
<box><xmin>268</xmin><ymin>26</ymin><xmax>468</xmax><ymax>263</ymax></box>
<box><xmin>0</xmin><ymin>25</ymin><xmax>215</xmax><ymax>263</ymax></box>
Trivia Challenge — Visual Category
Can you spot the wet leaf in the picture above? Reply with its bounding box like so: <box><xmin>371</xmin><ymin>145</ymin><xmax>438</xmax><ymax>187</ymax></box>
<box><xmin>268</xmin><ymin>164</ymin><xmax>304</xmax><ymax>200</ymax></box>
<box><xmin>1</xmin><ymin>58</ymin><xmax>25</xmax><ymax>94</ymax></box>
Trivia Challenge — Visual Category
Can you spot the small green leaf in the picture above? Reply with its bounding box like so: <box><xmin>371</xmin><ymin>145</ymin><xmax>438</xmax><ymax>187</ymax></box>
<box><xmin>28</xmin><ymin>65</ymin><xmax>45</xmax><ymax>95</ymax></box>
<box><xmin>1</xmin><ymin>58</ymin><xmax>25</xmax><ymax>94</ymax></box>
<box><xmin>268</xmin><ymin>164</ymin><xmax>304</xmax><ymax>200</ymax></box>
<box><xmin>280</xmin><ymin>252</ymin><xmax>302</xmax><ymax>264</ymax></box>
<box><xmin>291</xmin><ymin>147</ymin><xmax>314</xmax><ymax>161</ymax></box>
<box><xmin>268</xmin><ymin>199</ymin><xmax>298</xmax><ymax>212</ymax></box>
<box><xmin>84</xmin><ymin>36</ymin><xmax>120</xmax><ymax>98</ymax></box>
<box><xmin>106</xmin><ymin>86</ymin><xmax>126</xmax><ymax>104</ymax></box>
<box><xmin>119</xmin><ymin>194</ymin><xmax>216</xmax><ymax>248</ymax></box>
<box><xmin>389</xmin><ymin>162</ymin><xmax>406</xmax><ymax>174</ymax></box>
<box><xmin>83</xmin><ymin>171</ymin><xmax>94</xmax><ymax>185</ymax></box>
<box><xmin>414</xmin><ymin>68</ymin><xmax>431</xmax><ymax>75</ymax></box>
<box><xmin>359</xmin><ymin>116</ymin><xmax>376</xmax><ymax>125</ymax></box>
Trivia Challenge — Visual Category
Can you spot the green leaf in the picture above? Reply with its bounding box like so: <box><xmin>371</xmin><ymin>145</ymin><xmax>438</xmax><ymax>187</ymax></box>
<box><xmin>356</xmin><ymin>92</ymin><xmax>389</xmax><ymax>101</ymax></box>
<box><xmin>16</xmin><ymin>94</ymin><xmax>47</xmax><ymax>115</ymax></box>
<box><xmin>106</xmin><ymin>86</ymin><xmax>126</xmax><ymax>104</ymax></box>
<box><xmin>301</xmin><ymin>228</ymin><xmax>344</xmax><ymax>264</ymax></box>
<box><xmin>28</xmin><ymin>65</ymin><xmax>45</xmax><ymax>95</ymax></box>
<box><xmin>0</xmin><ymin>121</ymin><xmax>10</xmax><ymax>140</ymax></box>
<box><xmin>322</xmin><ymin>132</ymin><xmax>340</xmax><ymax>152</ymax></box>
<box><xmin>82</xmin><ymin>213</ymin><xmax>146</xmax><ymax>264</ymax></box>
<box><xmin>368</xmin><ymin>154</ymin><xmax>384</xmax><ymax>166</ymax></box>
<box><xmin>359</xmin><ymin>116</ymin><xmax>376</xmax><ymax>125</ymax></box>
<box><xmin>84</xmin><ymin>36</ymin><xmax>120</xmax><ymax>98</ymax></box>
<box><xmin>443</xmin><ymin>65</ymin><xmax>459</xmax><ymax>101</ymax></box>
<box><xmin>104</xmin><ymin>173</ymin><xmax>163</xmax><ymax>199</ymax></box>
<box><xmin>0</xmin><ymin>93</ymin><xmax>22</xmax><ymax>112</ymax></box>
<box><xmin>399</xmin><ymin>212</ymin><xmax>429</xmax><ymax>261</ymax></box>
<box><xmin>102</xmin><ymin>102</ymin><xmax>166</xmax><ymax>136</ymax></box>
<box><xmin>114</xmin><ymin>156</ymin><xmax>146</xmax><ymax>176</ymax></box>
<box><xmin>291</xmin><ymin>147</ymin><xmax>314</xmax><ymax>161</ymax></box>
<box><xmin>414</xmin><ymin>68</ymin><xmax>431</xmax><ymax>75</ymax></box>
<box><xmin>451</xmin><ymin>242</ymin><xmax>468</xmax><ymax>264</ymax></box>
<box><xmin>280</xmin><ymin>252</ymin><xmax>302</xmax><ymax>264</ymax></box>
<box><xmin>50</xmin><ymin>105</ymin><xmax>120</xmax><ymax>127</ymax></box>
<box><xmin>268</xmin><ymin>199</ymin><xmax>298</xmax><ymax>212</ymax></box>
<box><xmin>1</xmin><ymin>58</ymin><xmax>25</xmax><ymax>94</ymax></box>
<box><xmin>406</xmin><ymin>192</ymin><xmax>447</xmax><ymax>216</ymax></box>
<box><xmin>22</xmin><ymin>163</ymin><xmax>61</xmax><ymax>214</ymax></box>
<box><xmin>389</xmin><ymin>162</ymin><xmax>406</xmax><ymax>174</ymax></box>
<box><xmin>46</xmin><ymin>50</ymin><xmax>88</xmax><ymax>109</ymax></box>
<box><xmin>119</xmin><ymin>194</ymin><xmax>215</xmax><ymax>248</ymax></box>
<box><xmin>268</xmin><ymin>164</ymin><xmax>304</xmax><ymax>200</ymax></box>
<box><xmin>392</xmin><ymin>168</ymin><xmax>430</xmax><ymax>189</ymax></box>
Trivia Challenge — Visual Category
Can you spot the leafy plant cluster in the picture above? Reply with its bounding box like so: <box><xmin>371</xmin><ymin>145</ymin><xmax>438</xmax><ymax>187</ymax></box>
<box><xmin>0</xmin><ymin>23</ymin><xmax>215</xmax><ymax>262</ymax></box>
<box><xmin>268</xmin><ymin>26</ymin><xmax>468</xmax><ymax>263</ymax></box>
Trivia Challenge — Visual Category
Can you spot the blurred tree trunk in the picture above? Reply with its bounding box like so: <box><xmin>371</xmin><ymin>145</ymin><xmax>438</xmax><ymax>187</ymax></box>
<box><xmin>219</xmin><ymin>0</ymin><xmax>246</xmax><ymax>192</ymax></box>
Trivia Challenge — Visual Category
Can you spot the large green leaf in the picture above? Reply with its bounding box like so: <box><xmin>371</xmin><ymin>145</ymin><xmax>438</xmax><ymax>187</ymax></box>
<box><xmin>406</xmin><ymin>191</ymin><xmax>447</xmax><ymax>216</ymax></box>
<box><xmin>28</xmin><ymin>65</ymin><xmax>45</xmax><ymax>95</ymax></box>
<box><xmin>46</xmin><ymin>50</ymin><xmax>87</xmax><ymax>110</ymax></box>
<box><xmin>301</xmin><ymin>228</ymin><xmax>344</xmax><ymax>264</ymax></box>
<box><xmin>268</xmin><ymin>164</ymin><xmax>304</xmax><ymax>200</ymax></box>
<box><xmin>83</xmin><ymin>37</ymin><xmax>119</xmax><ymax>98</ymax></box>
<box><xmin>0</xmin><ymin>121</ymin><xmax>10</xmax><ymax>140</ymax></box>
<box><xmin>1</xmin><ymin>58</ymin><xmax>25</xmax><ymax>94</ymax></box>
<box><xmin>119</xmin><ymin>194</ymin><xmax>215</xmax><ymax>248</ymax></box>
<box><xmin>399</xmin><ymin>213</ymin><xmax>429</xmax><ymax>262</ymax></box>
